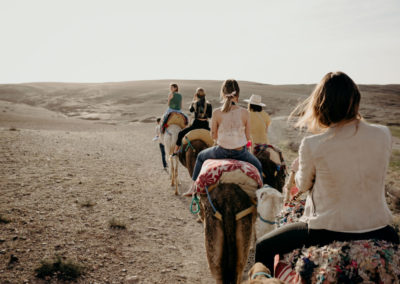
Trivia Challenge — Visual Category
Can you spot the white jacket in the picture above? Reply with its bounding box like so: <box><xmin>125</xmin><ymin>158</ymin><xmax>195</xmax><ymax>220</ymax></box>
<box><xmin>296</xmin><ymin>120</ymin><xmax>393</xmax><ymax>232</ymax></box>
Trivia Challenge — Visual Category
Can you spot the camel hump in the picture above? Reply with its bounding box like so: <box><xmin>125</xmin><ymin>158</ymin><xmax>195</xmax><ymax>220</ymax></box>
<box><xmin>219</xmin><ymin>169</ymin><xmax>259</xmax><ymax>199</ymax></box>
<box><xmin>183</xmin><ymin>129</ymin><xmax>213</xmax><ymax>148</ymax></box>
<box><xmin>166</xmin><ymin>112</ymin><xmax>188</xmax><ymax>129</ymax></box>
<box><xmin>194</xmin><ymin>159</ymin><xmax>263</xmax><ymax>199</ymax></box>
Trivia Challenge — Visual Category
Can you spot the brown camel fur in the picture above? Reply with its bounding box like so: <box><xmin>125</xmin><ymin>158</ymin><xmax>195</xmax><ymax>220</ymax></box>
<box><xmin>178</xmin><ymin>139</ymin><xmax>208</xmax><ymax>177</ymax></box>
<box><xmin>255</xmin><ymin>150</ymin><xmax>286</xmax><ymax>193</ymax></box>
<box><xmin>200</xmin><ymin>183</ymin><xmax>256</xmax><ymax>284</ymax></box>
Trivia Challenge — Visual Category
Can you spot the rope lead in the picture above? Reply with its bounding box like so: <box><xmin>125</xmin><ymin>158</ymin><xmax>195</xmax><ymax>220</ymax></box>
<box><xmin>190</xmin><ymin>194</ymin><xmax>200</xmax><ymax>214</ymax></box>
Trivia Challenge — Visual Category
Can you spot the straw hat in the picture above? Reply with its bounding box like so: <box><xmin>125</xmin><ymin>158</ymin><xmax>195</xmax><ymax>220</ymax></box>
<box><xmin>244</xmin><ymin>94</ymin><xmax>266</xmax><ymax>107</ymax></box>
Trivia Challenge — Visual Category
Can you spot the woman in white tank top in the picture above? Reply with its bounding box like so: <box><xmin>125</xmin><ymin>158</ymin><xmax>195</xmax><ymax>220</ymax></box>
<box><xmin>184</xmin><ymin>79</ymin><xmax>263</xmax><ymax>196</ymax></box>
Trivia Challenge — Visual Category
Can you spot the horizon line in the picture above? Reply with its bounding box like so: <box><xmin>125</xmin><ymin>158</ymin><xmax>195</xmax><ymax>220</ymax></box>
<box><xmin>1</xmin><ymin>78</ymin><xmax>400</xmax><ymax>86</ymax></box>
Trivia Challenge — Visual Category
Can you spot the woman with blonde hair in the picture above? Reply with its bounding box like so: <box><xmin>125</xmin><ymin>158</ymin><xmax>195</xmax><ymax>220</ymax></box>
<box><xmin>173</xmin><ymin>87</ymin><xmax>212</xmax><ymax>154</ymax></box>
<box><xmin>255</xmin><ymin>71</ymin><xmax>398</xmax><ymax>274</ymax></box>
<box><xmin>184</xmin><ymin>79</ymin><xmax>263</xmax><ymax>196</ymax></box>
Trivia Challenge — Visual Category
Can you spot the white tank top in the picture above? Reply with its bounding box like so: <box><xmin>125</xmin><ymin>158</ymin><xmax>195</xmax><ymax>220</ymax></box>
<box><xmin>217</xmin><ymin>107</ymin><xmax>247</xmax><ymax>149</ymax></box>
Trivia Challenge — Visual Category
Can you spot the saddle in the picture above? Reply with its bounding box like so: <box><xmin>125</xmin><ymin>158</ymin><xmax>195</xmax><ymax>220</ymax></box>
<box><xmin>181</xmin><ymin>129</ymin><xmax>214</xmax><ymax>151</ymax></box>
<box><xmin>254</xmin><ymin>144</ymin><xmax>286</xmax><ymax>173</ymax></box>
<box><xmin>275</xmin><ymin>239</ymin><xmax>400</xmax><ymax>283</ymax></box>
<box><xmin>275</xmin><ymin>197</ymin><xmax>400</xmax><ymax>283</ymax></box>
<box><xmin>161</xmin><ymin>112</ymin><xmax>188</xmax><ymax>134</ymax></box>
<box><xmin>194</xmin><ymin>159</ymin><xmax>263</xmax><ymax>198</ymax></box>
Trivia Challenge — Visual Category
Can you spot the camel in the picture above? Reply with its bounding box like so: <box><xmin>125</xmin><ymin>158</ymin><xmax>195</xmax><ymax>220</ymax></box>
<box><xmin>200</xmin><ymin>183</ymin><xmax>257</xmax><ymax>284</ymax></box>
<box><xmin>254</xmin><ymin>145</ymin><xmax>286</xmax><ymax>193</ymax></box>
<box><xmin>178</xmin><ymin>139</ymin><xmax>209</xmax><ymax>177</ymax></box>
<box><xmin>161</xmin><ymin>124</ymin><xmax>182</xmax><ymax>195</ymax></box>
<box><xmin>255</xmin><ymin>186</ymin><xmax>282</xmax><ymax>240</ymax></box>
<box><xmin>178</xmin><ymin>129</ymin><xmax>214</xmax><ymax>176</ymax></box>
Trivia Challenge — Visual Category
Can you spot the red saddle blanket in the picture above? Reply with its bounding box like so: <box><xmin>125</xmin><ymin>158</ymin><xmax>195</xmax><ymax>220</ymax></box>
<box><xmin>194</xmin><ymin>159</ymin><xmax>262</xmax><ymax>195</ymax></box>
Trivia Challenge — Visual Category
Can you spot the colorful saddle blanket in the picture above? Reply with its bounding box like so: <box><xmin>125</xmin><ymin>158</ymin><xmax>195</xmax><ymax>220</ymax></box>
<box><xmin>275</xmin><ymin>239</ymin><xmax>400</xmax><ymax>283</ymax></box>
<box><xmin>182</xmin><ymin>129</ymin><xmax>214</xmax><ymax>149</ymax></box>
<box><xmin>194</xmin><ymin>159</ymin><xmax>262</xmax><ymax>198</ymax></box>
<box><xmin>274</xmin><ymin>199</ymin><xmax>400</xmax><ymax>283</ymax></box>
<box><xmin>161</xmin><ymin>112</ymin><xmax>188</xmax><ymax>134</ymax></box>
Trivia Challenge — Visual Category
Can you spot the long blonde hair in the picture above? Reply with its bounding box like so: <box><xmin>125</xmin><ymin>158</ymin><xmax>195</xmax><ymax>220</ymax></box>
<box><xmin>289</xmin><ymin>71</ymin><xmax>361</xmax><ymax>133</ymax></box>
<box><xmin>220</xmin><ymin>79</ymin><xmax>240</xmax><ymax>112</ymax></box>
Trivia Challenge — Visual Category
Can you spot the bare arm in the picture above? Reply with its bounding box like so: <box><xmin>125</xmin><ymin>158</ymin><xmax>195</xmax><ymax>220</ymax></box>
<box><xmin>167</xmin><ymin>93</ymin><xmax>173</xmax><ymax>107</ymax></box>
<box><xmin>244</xmin><ymin>110</ymin><xmax>251</xmax><ymax>141</ymax></box>
<box><xmin>211</xmin><ymin>109</ymin><xmax>219</xmax><ymax>141</ymax></box>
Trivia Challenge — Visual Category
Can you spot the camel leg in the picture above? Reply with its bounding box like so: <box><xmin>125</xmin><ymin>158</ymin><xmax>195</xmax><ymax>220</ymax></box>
<box><xmin>250</xmin><ymin>222</ymin><xmax>257</xmax><ymax>250</ymax></box>
<box><xmin>236</xmin><ymin>213</ymin><xmax>255</xmax><ymax>283</ymax></box>
<box><xmin>169</xmin><ymin>155</ymin><xmax>174</xmax><ymax>186</ymax></box>
<box><xmin>204</xmin><ymin>214</ymin><xmax>224</xmax><ymax>284</ymax></box>
<box><xmin>174</xmin><ymin>157</ymin><xmax>179</xmax><ymax>195</ymax></box>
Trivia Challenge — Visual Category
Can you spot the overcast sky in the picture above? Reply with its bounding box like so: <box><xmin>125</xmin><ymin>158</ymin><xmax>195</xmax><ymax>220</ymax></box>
<box><xmin>1</xmin><ymin>0</ymin><xmax>399</xmax><ymax>84</ymax></box>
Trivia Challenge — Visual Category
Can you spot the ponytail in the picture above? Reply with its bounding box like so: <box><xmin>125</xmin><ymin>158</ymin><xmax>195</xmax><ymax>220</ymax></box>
<box><xmin>221</xmin><ymin>96</ymin><xmax>233</xmax><ymax>112</ymax></box>
<box><xmin>220</xmin><ymin>79</ymin><xmax>240</xmax><ymax>113</ymax></box>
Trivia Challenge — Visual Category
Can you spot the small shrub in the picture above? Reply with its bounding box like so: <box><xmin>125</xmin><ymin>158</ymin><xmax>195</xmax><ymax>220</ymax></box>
<box><xmin>35</xmin><ymin>255</ymin><xmax>84</xmax><ymax>281</ymax></box>
<box><xmin>80</xmin><ymin>199</ymin><xmax>96</xmax><ymax>208</ymax></box>
<box><xmin>9</xmin><ymin>127</ymin><xmax>17</xmax><ymax>131</ymax></box>
<box><xmin>109</xmin><ymin>218</ymin><xmax>127</xmax><ymax>229</ymax></box>
<box><xmin>0</xmin><ymin>214</ymin><xmax>11</xmax><ymax>224</ymax></box>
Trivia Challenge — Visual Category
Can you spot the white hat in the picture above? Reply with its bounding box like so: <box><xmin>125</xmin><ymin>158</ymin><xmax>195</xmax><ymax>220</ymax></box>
<box><xmin>244</xmin><ymin>94</ymin><xmax>266</xmax><ymax>107</ymax></box>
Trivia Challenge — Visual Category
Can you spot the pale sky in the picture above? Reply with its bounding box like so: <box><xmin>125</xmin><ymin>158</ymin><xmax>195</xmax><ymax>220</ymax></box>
<box><xmin>1</xmin><ymin>0</ymin><xmax>399</xmax><ymax>84</ymax></box>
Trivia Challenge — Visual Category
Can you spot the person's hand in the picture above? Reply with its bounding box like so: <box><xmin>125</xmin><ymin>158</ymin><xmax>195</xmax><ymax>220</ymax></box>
<box><xmin>246</xmin><ymin>140</ymin><xmax>252</xmax><ymax>149</ymax></box>
<box><xmin>291</xmin><ymin>157</ymin><xmax>299</xmax><ymax>172</ymax></box>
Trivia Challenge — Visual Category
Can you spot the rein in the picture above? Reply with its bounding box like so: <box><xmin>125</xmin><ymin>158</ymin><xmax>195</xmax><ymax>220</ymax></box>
<box><xmin>257</xmin><ymin>213</ymin><xmax>276</xmax><ymax>225</ymax></box>
<box><xmin>205</xmin><ymin>186</ymin><xmax>223</xmax><ymax>221</ymax></box>
<box><xmin>190</xmin><ymin>195</ymin><xmax>200</xmax><ymax>214</ymax></box>
<box><xmin>252</xmin><ymin>272</ymin><xmax>272</xmax><ymax>280</ymax></box>
<box><xmin>184</xmin><ymin>137</ymin><xmax>196</xmax><ymax>153</ymax></box>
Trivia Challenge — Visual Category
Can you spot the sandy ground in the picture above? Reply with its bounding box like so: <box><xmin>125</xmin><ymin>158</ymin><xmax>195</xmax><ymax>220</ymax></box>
<box><xmin>0</xmin><ymin>122</ymin><xmax>212</xmax><ymax>283</ymax></box>
<box><xmin>0</xmin><ymin>80</ymin><xmax>399</xmax><ymax>283</ymax></box>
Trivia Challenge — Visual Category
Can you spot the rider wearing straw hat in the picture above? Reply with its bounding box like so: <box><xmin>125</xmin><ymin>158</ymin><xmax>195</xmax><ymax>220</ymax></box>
<box><xmin>244</xmin><ymin>94</ymin><xmax>271</xmax><ymax>153</ymax></box>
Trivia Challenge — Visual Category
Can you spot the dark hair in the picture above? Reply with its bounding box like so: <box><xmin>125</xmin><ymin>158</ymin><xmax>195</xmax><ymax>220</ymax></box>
<box><xmin>290</xmin><ymin>71</ymin><xmax>361</xmax><ymax>132</ymax></box>
<box><xmin>156</xmin><ymin>118</ymin><xmax>161</xmax><ymax>123</ymax></box>
<box><xmin>170</xmin><ymin>83</ymin><xmax>179</xmax><ymax>92</ymax></box>
<box><xmin>248</xmin><ymin>104</ymin><xmax>262</xmax><ymax>112</ymax></box>
<box><xmin>220</xmin><ymin>79</ymin><xmax>240</xmax><ymax>112</ymax></box>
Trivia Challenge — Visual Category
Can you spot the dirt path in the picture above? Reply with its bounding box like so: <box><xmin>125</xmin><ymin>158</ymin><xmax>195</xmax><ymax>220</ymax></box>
<box><xmin>0</xmin><ymin>121</ymin><xmax>214</xmax><ymax>283</ymax></box>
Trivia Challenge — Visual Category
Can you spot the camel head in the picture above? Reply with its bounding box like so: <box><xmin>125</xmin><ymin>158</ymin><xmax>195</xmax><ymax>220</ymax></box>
<box><xmin>255</xmin><ymin>149</ymin><xmax>286</xmax><ymax>193</ymax></box>
<box><xmin>255</xmin><ymin>186</ymin><xmax>283</xmax><ymax>239</ymax></box>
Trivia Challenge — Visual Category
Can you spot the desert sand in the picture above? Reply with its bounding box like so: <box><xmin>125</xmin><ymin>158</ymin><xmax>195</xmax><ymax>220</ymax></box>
<box><xmin>0</xmin><ymin>80</ymin><xmax>399</xmax><ymax>283</ymax></box>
